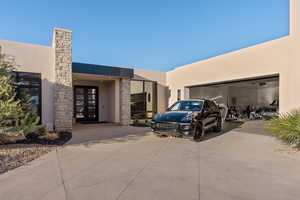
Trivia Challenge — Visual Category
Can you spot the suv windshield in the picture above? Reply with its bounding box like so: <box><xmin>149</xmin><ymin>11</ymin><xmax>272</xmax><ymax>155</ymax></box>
<box><xmin>169</xmin><ymin>101</ymin><xmax>203</xmax><ymax>111</ymax></box>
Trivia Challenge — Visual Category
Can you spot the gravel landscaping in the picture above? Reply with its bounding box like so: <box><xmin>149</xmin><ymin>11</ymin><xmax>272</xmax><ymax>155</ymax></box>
<box><xmin>0</xmin><ymin>144</ymin><xmax>55</xmax><ymax>174</ymax></box>
<box><xmin>0</xmin><ymin>132</ymin><xmax>71</xmax><ymax>174</ymax></box>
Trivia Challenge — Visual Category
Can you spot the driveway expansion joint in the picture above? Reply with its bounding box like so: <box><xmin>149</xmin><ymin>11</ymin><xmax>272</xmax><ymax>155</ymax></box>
<box><xmin>55</xmin><ymin>148</ymin><xmax>69</xmax><ymax>200</ymax></box>
<box><xmin>115</xmin><ymin>137</ymin><xmax>173</xmax><ymax>200</ymax></box>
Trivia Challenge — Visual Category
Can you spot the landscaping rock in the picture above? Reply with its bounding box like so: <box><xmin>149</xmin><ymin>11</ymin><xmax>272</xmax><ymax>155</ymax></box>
<box><xmin>0</xmin><ymin>131</ymin><xmax>71</xmax><ymax>174</ymax></box>
<box><xmin>0</xmin><ymin>144</ymin><xmax>54</xmax><ymax>174</ymax></box>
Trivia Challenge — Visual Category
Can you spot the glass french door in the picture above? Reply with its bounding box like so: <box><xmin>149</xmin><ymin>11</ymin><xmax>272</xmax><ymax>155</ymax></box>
<box><xmin>74</xmin><ymin>86</ymin><xmax>99</xmax><ymax>122</ymax></box>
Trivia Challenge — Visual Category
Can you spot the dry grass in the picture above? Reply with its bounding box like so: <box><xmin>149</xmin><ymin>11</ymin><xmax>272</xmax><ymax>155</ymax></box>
<box><xmin>38</xmin><ymin>133</ymin><xmax>59</xmax><ymax>140</ymax></box>
<box><xmin>269</xmin><ymin>110</ymin><xmax>300</xmax><ymax>148</ymax></box>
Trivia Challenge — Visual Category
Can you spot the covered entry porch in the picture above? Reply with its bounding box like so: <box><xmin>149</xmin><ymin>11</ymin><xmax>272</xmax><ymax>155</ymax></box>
<box><xmin>73</xmin><ymin>73</ymin><xmax>120</xmax><ymax>123</ymax></box>
<box><xmin>72</xmin><ymin>62</ymin><xmax>133</xmax><ymax>126</ymax></box>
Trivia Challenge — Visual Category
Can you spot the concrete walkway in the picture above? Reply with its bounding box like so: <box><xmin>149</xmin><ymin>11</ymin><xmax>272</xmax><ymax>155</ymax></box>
<box><xmin>0</xmin><ymin>123</ymin><xmax>300</xmax><ymax>200</ymax></box>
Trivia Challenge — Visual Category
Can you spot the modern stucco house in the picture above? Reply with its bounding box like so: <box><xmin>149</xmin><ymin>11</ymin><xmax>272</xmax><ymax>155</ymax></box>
<box><xmin>0</xmin><ymin>0</ymin><xmax>300</xmax><ymax>132</ymax></box>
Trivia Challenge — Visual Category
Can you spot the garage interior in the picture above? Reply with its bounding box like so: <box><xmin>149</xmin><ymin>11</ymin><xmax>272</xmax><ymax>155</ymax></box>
<box><xmin>188</xmin><ymin>76</ymin><xmax>279</xmax><ymax>121</ymax></box>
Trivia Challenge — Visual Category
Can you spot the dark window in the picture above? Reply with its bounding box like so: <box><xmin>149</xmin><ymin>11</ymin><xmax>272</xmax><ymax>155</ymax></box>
<box><xmin>177</xmin><ymin>89</ymin><xmax>181</xmax><ymax>101</ymax></box>
<box><xmin>203</xmin><ymin>101</ymin><xmax>209</xmax><ymax>110</ymax></box>
<box><xmin>13</xmin><ymin>72</ymin><xmax>42</xmax><ymax>123</ymax></box>
<box><xmin>131</xmin><ymin>80</ymin><xmax>157</xmax><ymax>119</ymax></box>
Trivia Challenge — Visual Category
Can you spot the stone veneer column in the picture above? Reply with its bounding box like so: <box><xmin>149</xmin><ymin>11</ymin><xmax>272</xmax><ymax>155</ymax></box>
<box><xmin>119</xmin><ymin>78</ymin><xmax>131</xmax><ymax>125</ymax></box>
<box><xmin>53</xmin><ymin>28</ymin><xmax>73</xmax><ymax>132</ymax></box>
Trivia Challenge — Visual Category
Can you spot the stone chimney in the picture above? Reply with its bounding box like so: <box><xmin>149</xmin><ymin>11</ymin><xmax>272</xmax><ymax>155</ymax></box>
<box><xmin>52</xmin><ymin>28</ymin><xmax>73</xmax><ymax>132</ymax></box>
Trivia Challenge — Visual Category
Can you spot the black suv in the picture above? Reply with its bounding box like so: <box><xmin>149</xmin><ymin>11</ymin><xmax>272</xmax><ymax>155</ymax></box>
<box><xmin>151</xmin><ymin>99</ymin><xmax>223</xmax><ymax>141</ymax></box>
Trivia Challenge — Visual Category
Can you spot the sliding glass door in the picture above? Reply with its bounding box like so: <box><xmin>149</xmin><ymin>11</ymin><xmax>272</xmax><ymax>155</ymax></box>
<box><xmin>130</xmin><ymin>80</ymin><xmax>157</xmax><ymax>120</ymax></box>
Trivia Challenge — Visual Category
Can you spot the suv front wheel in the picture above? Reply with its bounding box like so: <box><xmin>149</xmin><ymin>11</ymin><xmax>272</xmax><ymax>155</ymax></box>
<box><xmin>193</xmin><ymin>123</ymin><xmax>205</xmax><ymax>141</ymax></box>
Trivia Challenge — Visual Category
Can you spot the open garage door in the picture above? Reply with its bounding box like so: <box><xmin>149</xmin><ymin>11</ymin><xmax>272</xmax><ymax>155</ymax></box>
<box><xmin>188</xmin><ymin>75</ymin><xmax>279</xmax><ymax>120</ymax></box>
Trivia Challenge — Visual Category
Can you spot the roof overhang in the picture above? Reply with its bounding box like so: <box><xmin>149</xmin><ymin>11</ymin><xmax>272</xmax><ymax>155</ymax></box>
<box><xmin>72</xmin><ymin>62</ymin><xmax>134</xmax><ymax>78</ymax></box>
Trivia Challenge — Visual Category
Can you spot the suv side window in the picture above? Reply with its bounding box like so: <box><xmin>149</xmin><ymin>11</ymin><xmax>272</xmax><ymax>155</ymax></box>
<box><xmin>169</xmin><ymin>102</ymin><xmax>180</xmax><ymax>111</ymax></box>
<box><xmin>203</xmin><ymin>101</ymin><xmax>210</xmax><ymax>111</ymax></box>
<box><xmin>208</xmin><ymin>101</ymin><xmax>217</xmax><ymax>112</ymax></box>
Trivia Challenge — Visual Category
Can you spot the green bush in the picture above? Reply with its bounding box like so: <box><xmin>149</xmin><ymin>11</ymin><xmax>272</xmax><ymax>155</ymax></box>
<box><xmin>0</xmin><ymin>54</ymin><xmax>39</xmax><ymax>137</ymax></box>
<box><xmin>269</xmin><ymin>110</ymin><xmax>300</xmax><ymax>148</ymax></box>
<box><xmin>16</xmin><ymin>114</ymin><xmax>40</xmax><ymax>137</ymax></box>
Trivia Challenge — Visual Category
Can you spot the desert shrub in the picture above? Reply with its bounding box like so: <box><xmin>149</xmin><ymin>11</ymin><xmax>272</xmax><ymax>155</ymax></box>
<box><xmin>16</xmin><ymin>114</ymin><xmax>40</xmax><ymax>137</ymax></box>
<box><xmin>269</xmin><ymin>110</ymin><xmax>300</xmax><ymax>148</ymax></box>
<box><xmin>36</xmin><ymin>126</ymin><xmax>48</xmax><ymax>136</ymax></box>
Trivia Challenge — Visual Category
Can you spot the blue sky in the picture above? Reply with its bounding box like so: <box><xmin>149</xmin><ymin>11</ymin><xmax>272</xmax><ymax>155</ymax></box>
<box><xmin>0</xmin><ymin>0</ymin><xmax>289</xmax><ymax>71</ymax></box>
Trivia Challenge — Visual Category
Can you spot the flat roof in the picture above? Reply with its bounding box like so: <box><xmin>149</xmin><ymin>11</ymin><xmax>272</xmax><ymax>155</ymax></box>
<box><xmin>72</xmin><ymin>62</ymin><xmax>134</xmax><ymax>78</ymax></box>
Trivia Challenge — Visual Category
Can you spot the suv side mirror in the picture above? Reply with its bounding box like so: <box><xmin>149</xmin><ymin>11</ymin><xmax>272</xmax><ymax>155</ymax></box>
<box><xmin>202</xmin><ymin>108</ymin><xmax>210</xmax><ymax>114</ymax></box>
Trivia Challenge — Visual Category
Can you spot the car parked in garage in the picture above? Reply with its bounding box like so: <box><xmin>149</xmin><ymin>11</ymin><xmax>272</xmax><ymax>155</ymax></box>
<box><xmin>151</xmin><ymin>99</ymin><xmax>223</xmax><ymax>141</ymax></box>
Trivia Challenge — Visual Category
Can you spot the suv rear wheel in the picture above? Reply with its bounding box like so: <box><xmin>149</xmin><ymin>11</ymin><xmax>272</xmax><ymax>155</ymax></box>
<box><xmin>213</xmin><ymin>117</ymin><xmax>222</xmax><ymax>132</ymax></box>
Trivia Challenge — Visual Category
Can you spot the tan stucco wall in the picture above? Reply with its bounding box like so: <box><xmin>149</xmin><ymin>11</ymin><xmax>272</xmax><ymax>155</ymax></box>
<box><xmin>291</xmin><ymin>0</ymin><xmax>300</xmax><ymax>36</ymax></box>
<box><xmin>0</xmin><ymin>40</ymin><xmax>55</xmax><ymax>129</ymax></box>
<box><xmin>133</xmin><ymin>68</ymin><xmax>168</xmax><ymax>113</ymax></box>
<box><xmin>166</xmin><ymin>0</ymin><xmax>300</xmax><ymax>113</ymax></box>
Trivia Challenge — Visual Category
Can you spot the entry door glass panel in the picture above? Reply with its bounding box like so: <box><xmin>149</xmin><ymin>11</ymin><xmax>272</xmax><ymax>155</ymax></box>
<box><xmin>86</xmin><ymin>88</ymin><xmax>97</xmax><ymax>119</ymax></box>
<box><xmin>75</xmin><ymin>88</ymin><xmax>85</xmax><ymax>119</ymax></box>
<box><xmin>75</xmin><ymin>86</ymin><xmax>98</xmax><ymax>121</ymax></box>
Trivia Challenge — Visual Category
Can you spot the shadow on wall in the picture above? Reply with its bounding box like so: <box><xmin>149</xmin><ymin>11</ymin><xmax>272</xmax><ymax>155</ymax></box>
<box><xmin>0</xmin><ymin>45</ymin><xmax>21</xmax><ymax>68</ymax></box>
<box><xmin>133</xmin><ymin>74</ymin><xmax>170</xmax><ymax>113</ymax></box>
<box><xmin>41</xmin><ymin>78</ymin><xmax>55</xmax><ymax>131</ymax></box>
<box><xmin>159</xmin><ymin>82</ymin><xmax>170</xmax><ymax>112</ymax></box>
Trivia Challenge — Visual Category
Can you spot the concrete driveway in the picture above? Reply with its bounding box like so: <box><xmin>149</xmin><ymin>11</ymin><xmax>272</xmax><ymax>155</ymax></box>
<box><xmin>68</xmin><ymin>123</ymin><xmax>152</xmax><ymax>145</ymax></box>
<box><xmin>0</xmin><ymin>122</ymin><xmax>300</xmax><ymax>200</ymax></box>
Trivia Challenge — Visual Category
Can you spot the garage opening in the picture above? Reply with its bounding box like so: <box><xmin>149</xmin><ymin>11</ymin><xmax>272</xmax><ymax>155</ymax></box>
<box><xmin>188</xmin><ymin>75</ymin><xmax>279</xmax><ymax>121</ymax></box>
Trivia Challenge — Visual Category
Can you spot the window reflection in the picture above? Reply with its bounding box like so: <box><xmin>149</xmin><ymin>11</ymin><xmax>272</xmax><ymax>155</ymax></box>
<box><xmin>14</xmin><ymin>72</ymin><xmax>42</xmax><ymax>123</ymax></box>
<box><xmin>130</xmin><ymin>80</ymin><xmax>157</xmax><ymax>120</ymax></box>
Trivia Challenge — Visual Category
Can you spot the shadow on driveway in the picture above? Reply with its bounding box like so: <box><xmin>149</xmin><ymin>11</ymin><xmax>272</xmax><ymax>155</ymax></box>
<box><xmin>69</xmin><ymin>120</ymin><xmax>273</xmax><ymax>146</ymax></box>
<box><xmin>202</xmin><ymin>120</ymin><xmax>273</xmax><ymax>142</ymax></box>
<box><xmin>201</xmin><ymin>121</ymin><xmax>244</xmax><ymax>141</ymax></box>
<box><xmin>67</xmin><ymin>124</ymin><xmax>152</xmax><ymax>146</ymax></box>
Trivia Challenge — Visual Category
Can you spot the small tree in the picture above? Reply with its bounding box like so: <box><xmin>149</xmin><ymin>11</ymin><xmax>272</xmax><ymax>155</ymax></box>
<box><xmin>0</xmin><ymin>54</ymin><xmax>39</xmax><ymax>136</ymax></box>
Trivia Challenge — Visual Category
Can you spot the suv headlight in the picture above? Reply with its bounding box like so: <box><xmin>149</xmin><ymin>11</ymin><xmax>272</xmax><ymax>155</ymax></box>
<box><xmin>153</xmin><ymin>114</ymin><xmax>160</xmax><ymax>121</ymax></box>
